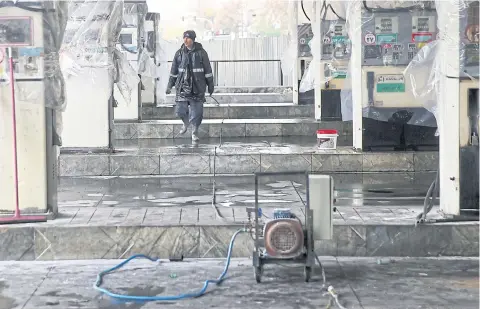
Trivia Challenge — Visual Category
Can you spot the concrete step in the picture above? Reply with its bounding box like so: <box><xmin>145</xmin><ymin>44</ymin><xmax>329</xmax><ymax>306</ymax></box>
<box><xmin>114</xmin><ymin>119</ymin><xmax>351</xmax><ymax>140</ymax></box>
<box><xmin>4</xmin><ymin>174</ymin><xmax>475</xmax><ymax>261</ymax></box>
<box><xmin>171</xmin><ymin>86</ymin><xmax>293</xmax><ymax>94</ymax></box>
<box><xmin>142</xmin><ymin>103</ymin><xmax>314</xmax><ymax>120</ymax></box>
<box><xmin>3</xmin><ymin>189</ymin><xmax>477</xmax><ymax>259</ymax></box>
<box><xmin>59</xmin><ymin>141</ymin><xmax>438</xmax><ymax>176</ymax></box>
<box><xmin>112</xmin><ymin>136</ymin><xmax>352</xmax><ymax>149</ymax></box>
<box><xmin>163</xmin><ymin>93</ymin><xmax>293</xmax><ymax>104</ymax></box>
<box><xmin>5</xmin><ymin>218</ymin><xmax>476</xmax><ymax>260</ymax></box>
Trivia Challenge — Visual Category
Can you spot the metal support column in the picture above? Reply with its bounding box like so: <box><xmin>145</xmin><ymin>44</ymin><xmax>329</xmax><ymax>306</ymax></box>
<box><xmin>439</xmin><ymin>1</ymin><xmax>461</xmax><ymax>216</ymax></box>
<box><xmin>350</xmin><ymin>2</ymin><xmax>363</xmax><ymax>151</ymax></box>
<box><xmin>136</xmin><ymin>3</ymin><xmax>145</xmax><ymax>122</ymax></box>
<box><xmin>314</xmin><ymin>0</ymin><xmax>324</xmax><ymax>120</ymax></box>
<box><xmin>289</xmin><ymin>0</ymin><xmax>299</xmax><ymax>104</ymax></box>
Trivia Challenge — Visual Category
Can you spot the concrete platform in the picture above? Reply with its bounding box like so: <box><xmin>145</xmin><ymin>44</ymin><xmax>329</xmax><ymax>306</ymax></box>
<box><xmin>165</xmin><ymin>93</ymin><xmax>293</xmax><ymax>104</ymax></box>
<box><xmin>1</xmin><ymin>205</ymin><xmax>477</xmax><ymax>261</ymax></box>
<box><xmin>1</xmin><ymin>174</ymin><xmax>477</xmax><ymax>261</ymax></box>
<box><xmin>113</xmin><ymin>119</ymin><xmax>351</xmax><ymax>140</ymax></box>
<box><xmin>141</xmin><ymin>103</ymin><xmax>314</xmax><ymax>120</ymax></box>
<box><xmin>0</xmin><ymin>257</ymin><xmax>478</xmax><ymax>309</ymax></box>
<box><xmin>59</xmin><ymin>144</ymin><xmax>438</xmax><ymax>176</ymax></box>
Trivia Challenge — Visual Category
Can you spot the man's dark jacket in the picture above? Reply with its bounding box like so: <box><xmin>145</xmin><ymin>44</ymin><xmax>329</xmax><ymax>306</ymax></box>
<box><xmin>167</xmin><ymin>42</ymin><xmax>214</xmax><ymax>102</ymax></box>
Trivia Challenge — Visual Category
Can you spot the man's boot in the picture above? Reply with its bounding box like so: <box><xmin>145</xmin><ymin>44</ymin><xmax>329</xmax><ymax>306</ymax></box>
<box><xmin>192</xmin><ymin>127</ymin><xmax>200</xmax><ymax>141</ymax></box>
<box><xmin>179</xmin><ymin>119</ymin><xmax>189</xmax><ymax>135</ymax></box>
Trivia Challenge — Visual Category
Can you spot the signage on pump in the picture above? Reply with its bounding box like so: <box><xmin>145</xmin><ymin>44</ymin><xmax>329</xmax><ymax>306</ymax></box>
<box><xmin>364</xmin><ymin>33</ymin><xmax>376</xmax><ymax>45</ymax></box>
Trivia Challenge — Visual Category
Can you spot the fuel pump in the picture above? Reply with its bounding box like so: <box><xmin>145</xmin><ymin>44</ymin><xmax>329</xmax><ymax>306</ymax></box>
<box><xmin>318</xmin><ymin>18</ymin><xmax>350</xmax><ymax>120</ymax></box>
<box><xmin>113</xmin><ymin>7</ymin><xmax>157</xmax><ymax>121</ymax></box>
<box><xmin>0</xmin><ymin>2</ymin><xmax>66</xmax><ymax>218</ymax></box>
<box><xmin>61</xmin><ymin>1</ymin><xmax>121</xmax><ymax>149</ymax></box>
<box><xmin>458</xmin><ymin>1</ymin><xmax>479</xmax><ymax>214</ymax></box>
<box><xmin>298</xmin><ymin>22</ymin><xmax>314</xmax><ymax>105</ymax></box>
<box><xmin>114</xmin><ymin>18</ymin><xmax>140</xmax><ymax>121</ymax></box>
<box><xmin>359</xmin><ymin>2</ymin><xmax>438</xmax><ymax>150</ymax></box>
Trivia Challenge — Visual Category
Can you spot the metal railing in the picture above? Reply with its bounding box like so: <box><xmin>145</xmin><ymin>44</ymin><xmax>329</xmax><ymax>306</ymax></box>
<box><xmin>168</xmin><ymin>59</ymin><xmax>284</xmax><ymax>86</ymax></box>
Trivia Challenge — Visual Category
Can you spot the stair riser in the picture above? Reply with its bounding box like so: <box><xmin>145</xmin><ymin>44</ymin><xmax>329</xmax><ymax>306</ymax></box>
<box><xmin>142</xmin><ymin>105</ymin><xmax>314</xmax><ymax>120</ymax></box>
<box><xmin>8</xmin><ymin>223</ymin><xmax>474</xmax><ymax>260</ymax></box>
<box><xmin>114</xmin><ymin>121</ymin><xmax>353</xmax><ymax>140</ymax></box>
<box><xmin>165</xmin><ymin>94</ymin><xmax>292</xmax><ymax>104</ymax></box>
<box><xmin>59</xmin><ymin>151</ymin><xmax>437</xmax><ymax>177</ymax></box>
<box><xmin>172</xmin><ymin>86</ymin><xmax>293</xmax><ymax>94</ymax></box>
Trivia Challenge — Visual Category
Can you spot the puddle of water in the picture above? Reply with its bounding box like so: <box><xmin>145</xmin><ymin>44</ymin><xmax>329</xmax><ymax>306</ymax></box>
<box><xmin>0</xmin><ymin>281</ymin><xmax>16</xmax><ymax>309</ymax></box>
<box><xmin>59</xmin><ymin>200</ymin><xmax>99</xmax><ymax>207</ymax></box>
<box><xmin>220</xmin><ymin>202</ymin><xmax>234</xmax><ymax>207</ymax></box>
<box><xmin>87</xmin><ymin>193</ymin><xmax>104</xmax><ymax>197</ymax></box>
<box><xmin>98</xmin><ymin>286</ymin><xmax>167</xmax><ymax>309</ymax></box>
<box><xmin>102</xmin><ymin>201</ymin><xmax>119</xmax><ymax>206</ymax></box>
<box><xmin>242</xmin><ymin>199</ymin><xmax>294</xmax><ymax>204</ymax></box>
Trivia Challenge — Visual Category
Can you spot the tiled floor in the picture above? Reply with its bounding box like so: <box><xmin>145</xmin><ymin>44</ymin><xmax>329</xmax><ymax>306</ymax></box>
<box><xmin>49</xmin><ymin>204</ymin><xmax>442</xmax><ymax>227</ymax></box>
<box><xmin>49</xmin><ymin>173</ymin><xmax>441</xmax><ymax>227</ymax></box>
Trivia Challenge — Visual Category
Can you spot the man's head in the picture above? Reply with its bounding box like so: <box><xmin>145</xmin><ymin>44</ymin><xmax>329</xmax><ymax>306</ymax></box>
<box><xmin>183</xmin><ymin>30</ymin><xmax>196</xmax><ymax>48</ymax></box>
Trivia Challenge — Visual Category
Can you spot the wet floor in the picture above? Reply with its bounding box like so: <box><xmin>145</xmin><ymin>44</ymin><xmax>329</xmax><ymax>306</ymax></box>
<box><xmin>112</xmin><ymin>136</ymin><xmax>353</xmax><ymax>150</ymax></box>
<box><xmin>59</xmin><ymin>172</ymin><xmax>438</xmax><ymax>209</ymax></box>
<box><xmin>0</xmin><ymin>257</ymin><xmax>478</xmax><ymax>309</ymax></box>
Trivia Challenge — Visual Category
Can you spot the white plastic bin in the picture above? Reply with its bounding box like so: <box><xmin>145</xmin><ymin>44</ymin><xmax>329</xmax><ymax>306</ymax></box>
<box><xmin>316</xmin><ymin>129</ymin><xmax>338</xmax><ymax>150</ymax></box>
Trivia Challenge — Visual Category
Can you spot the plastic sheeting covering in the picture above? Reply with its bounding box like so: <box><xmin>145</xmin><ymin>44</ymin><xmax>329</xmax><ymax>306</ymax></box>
<box><xmin>0</xmin><ymin>1</ymin><xmax>69</xmax><ymax>111</ymax></box>
<box><xmin>404</xmin><ymin>0</ymin><xmax>477</xmax><ymax>135</ymax></box>
<box><xmin>298</xmin><ymin>2</ymin><xmax>351</xmax><ymax>93</ymax></box>
<box><xmin>341</xmin><ymin>0</ymin><xmax>439</xmax><ymax>126</ymax></box>
<box><xmin>292</xmin><ymin>0</ymin><xmax>471</xmax><ymax>129</ymax></box>
<box><xmin>61</xmin><ymin>0</ymin><xmax>143</xmax><ymax>108</ymax></box>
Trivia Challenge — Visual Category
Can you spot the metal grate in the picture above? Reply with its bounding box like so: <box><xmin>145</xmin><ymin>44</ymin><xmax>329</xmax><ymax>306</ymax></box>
<box><xmin>270</xmin><ymin>226</ymin><xmax>297</xmax><ymax>253</ymax></box>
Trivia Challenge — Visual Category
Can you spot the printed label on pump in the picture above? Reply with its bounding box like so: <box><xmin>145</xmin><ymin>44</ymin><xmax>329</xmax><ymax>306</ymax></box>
<box><xmin>18</xmin><ymin>47</ymin><xmax>44</xmax><ymax>57</ymax></box>
<box><xmin>332</xmin><ymin>36</ymin><xmax>347</xmax><ymax>44</ymax></box>
<box><xmin>364</xmin><ymin>33</ymin><xmax>376</xmax><ymax>45</ymax></box>
<box><xmin>412</xmin><ymin>33</ymin><xmax>434</xmax><ymax>43</ymax></box>
<box><xmin>376</xmin><ymin>34</ymin><xmax>397</xmax><ymax>44</ymax></box>
<box><xmin>376</xmin><ymin>74</ymin><xmax>405</xmax><ymax>93</ymax></box>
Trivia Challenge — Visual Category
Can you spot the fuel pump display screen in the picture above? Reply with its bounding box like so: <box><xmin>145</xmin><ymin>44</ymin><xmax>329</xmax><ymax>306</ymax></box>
<box><xmin>334</xmin><ymin>25</ymin><xmax>343</xmax><ymax>35</ymax></box>
<box><xmin>375</xmin><ymin>17</ymin><xmax>399</xmax><ymax>34</ymax></box>
<box><xmin>120</xmin><ymin>33</ymin><xmax>133</xmax><ymax>45</ymax></box>
<box><xmin>0</xmin><ymin>17</ymin><xmax>33</xmax><ymax>47</ymax></box>
<box><xmin>380</xmin><ymin>19</ymin><xmax>393</xmax><ymax>32</ymax></box>
<box><xmin>416</xmin><ymin>18</ymin><xmax>431</xmax><ymax>32</ymax></box>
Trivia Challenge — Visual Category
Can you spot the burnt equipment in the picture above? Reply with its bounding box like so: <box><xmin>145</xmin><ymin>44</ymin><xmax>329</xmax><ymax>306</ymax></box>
<box><xmin>248</xmin><ymin>171</ymin><xmax>334</xmax><ymax>283</ymax></box>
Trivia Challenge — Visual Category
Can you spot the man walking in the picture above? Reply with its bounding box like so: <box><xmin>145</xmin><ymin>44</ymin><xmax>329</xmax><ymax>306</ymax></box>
<box><xmin>166</xmin><ymin>30</ymin><xmax>214</xmax><ymax>142</ymax></box>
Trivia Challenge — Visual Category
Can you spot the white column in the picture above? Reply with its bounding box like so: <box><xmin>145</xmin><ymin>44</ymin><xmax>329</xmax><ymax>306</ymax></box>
<box><xmin>438</xmin><ymin>1</ymin><xmax>461</xmax><ymax>216</ymax></box>
<box><xmin>289</xmin><ymin>0</ymin><xmax>299</xmax><ymax>104</ymax></box>
<box><xmin>349</xmin><ymin>2</ymin><xmax>363</xmax><ymax>151</ymax></box>
<box><xmin>314</xmin><ymin>1</ymin><xmax>324</xmax><ymax>120</ymax></box>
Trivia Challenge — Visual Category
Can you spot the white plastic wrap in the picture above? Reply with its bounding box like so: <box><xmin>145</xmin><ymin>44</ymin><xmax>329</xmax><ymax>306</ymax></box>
<box><xmin>60</xmin><ymin>0</ymin><xmax>165</xmax><ymax>110</ymax></box>
<box><xmin>154</xmin><ymin>37</ymin><xmax>177</xmax><ymax>105</ymax></box>
<box><xmin>297</xmin><ymin>2</ymin><xmax>352</xmax><ymax>94</ymax></box>
<box><xmin>280</xmin><ymin>42</ymin><xmax>298</xmax><ymax>77</ymax></box>
<box><xmin>340</xmin><ymin>0</ymin><xmax>441</xmax><ymax>127</ymax></box>
<box><xmin>404</xmin><ymin>0</ymin><xmax>477</xmax><ymax>135</ymax></box>
<box><xmin>0</xmin><ymin>1</ymin><xmax>69</xmax><ymax>110</ymax></box>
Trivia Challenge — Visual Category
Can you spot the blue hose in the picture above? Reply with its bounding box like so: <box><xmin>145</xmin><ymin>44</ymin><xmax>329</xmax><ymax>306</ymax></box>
<box><xmin>94</xmin><ymin>228</ymin><xmax>247</xmax><ymax>302</ymax></box>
